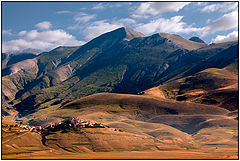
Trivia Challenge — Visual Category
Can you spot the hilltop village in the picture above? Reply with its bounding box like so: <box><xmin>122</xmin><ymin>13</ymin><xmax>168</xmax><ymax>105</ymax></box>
<box><xmin>2</xmin><ymin>117</ymin><xmax>122</xmax><ymax>134</ymax></box>
<box><xmin>44</xmin><ymin>117</ymin><xmax>107</xmax><ymax>133</ymax></box>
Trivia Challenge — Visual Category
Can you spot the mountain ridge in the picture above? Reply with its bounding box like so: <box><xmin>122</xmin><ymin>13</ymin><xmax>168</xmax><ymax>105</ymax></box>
<box><xmin>1</xmin><ymin>27</ymin><xmax>238</xmax><ymax>121</ymax></box>
<box><xmin>158</xmin><ymin>33</ymin><xmax>207</xmax><ymax>50</ymax></box>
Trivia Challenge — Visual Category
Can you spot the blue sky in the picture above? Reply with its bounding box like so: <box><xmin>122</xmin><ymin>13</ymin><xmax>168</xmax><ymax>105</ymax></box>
<box><xmin>2</xmin><ymin>2</ymin><xmax>238</xmax><ymax>52</ymax></box>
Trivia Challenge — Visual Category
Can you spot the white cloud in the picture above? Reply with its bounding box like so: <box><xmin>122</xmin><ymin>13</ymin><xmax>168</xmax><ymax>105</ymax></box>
<box><xmin>56</xmin><ymin>10</ymin><xmax>72</xmax><ymax>14</ymax></box>
<box><xmin>67</xmin><ymin>25</ymin><xmax>78</xmax><ymax>30</ymax></box>
<box><xmin>74</xmin><ymin>12</ymin><xmax>96</xmax><ymax>22</ymax></box>
<box><xmin>25</xmin><ymin>30</ymin><xmax>38</xmax><ymax>40</ymax></box>
<box><xmin>83</xmin><ymin>20</ymin><xmax>122</xmax><ymax>41</ymax></box>
<box><xmin>91</xmin><ymin>2</ymin><xmax>128</xmax><ymax>10</ymax></box>
<box><xmin>108</xmin><ymin>3</ymin><xmax>124</xmax><ymax>8</ymax></box>
<box><xmin>119</xmin><ymin>18</ymin><xmax>136</xmax><ymax>24</ymax></box>
<box><xmin>35</xmin><ymin>21</ymin><xmax>52</xmax><ymax>30</ymax></box>
<box><xmin>135</xmin><ymin>16</ymin><xmax>202</xmax><ymax>35</ymax></box>
<box><xmin>196</xmin><ymin>2</ymin><xmax>208</xmax><ymax>6</ymax></box>
<box><xmin>3</xmin><ymin>30</ymin><xmax>12</xmax><ymax>36</ymax></box>
<box><xmin>201</xmin><ymin>2</ymin><xmax>238</xmax><ymax>13</ymax></box>
<box><xmin>211</xmin><ymin>31</ymin><xmax>238</xmax><ymax>43</ymax></box>
<box><xmin>92</xmin><ymin>3</ymin><xmax>105</xmax><ymax>10</ymax></box>
<box><xmin>202</xmin><ymin>10</ymin><xmax>238</xmax><ymax>36</ymax></box>
<box><xmin>68</xmin><ymin>12</ymin><xmax>96</xmax><ymax>30</ymax></box>
<box><xmin>113</xmin><ymin>18</ymin><xmax>136</xmax><ymax>26</ymax></box>
<box><xmin>24</xmin><ymin>30</ymin><xmax>75</xmax><ymax>42</ymax></box>
<box><xmin>2</xmin><ymin>39</ymin><xmax>51</xmax><ymax>52</ymax></box>
<box><xmin>134</xmin><ymin>10</ymin><xmax>238</xmax><ymax>37</ymax></box>
<box><xmin>2</xmin><ymin>29</ymin><xmax>85</xmax><ymax>52</ymax></box>
<box><xmin>18</xmin><ymin>30</ymin><xmax>27</xmax><ymax>36</ymax></box>
<box><xmin>132</xmin><ymin>2</ymin><xmax>190</xmax><ymax>18</ymax></box>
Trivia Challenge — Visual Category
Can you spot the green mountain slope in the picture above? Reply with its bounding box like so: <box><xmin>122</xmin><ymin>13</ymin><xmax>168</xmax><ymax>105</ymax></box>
<box><xmin>1</xmin><ymin>27</ymin><xmax>238</xmax><ymax>120</ymax></box>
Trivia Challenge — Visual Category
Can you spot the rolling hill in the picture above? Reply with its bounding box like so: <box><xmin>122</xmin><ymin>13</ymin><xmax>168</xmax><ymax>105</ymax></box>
<box><xmin>3</xmin><ymin>90</ymin><xmax>237</xmax><ymax>159</ymax></box>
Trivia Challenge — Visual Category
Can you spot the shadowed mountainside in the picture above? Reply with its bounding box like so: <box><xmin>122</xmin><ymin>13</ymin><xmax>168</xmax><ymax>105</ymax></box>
<box><xmin>189</xmin><ymin>36</ymin><xmax>206</xmax><ymax>44</ymax></box>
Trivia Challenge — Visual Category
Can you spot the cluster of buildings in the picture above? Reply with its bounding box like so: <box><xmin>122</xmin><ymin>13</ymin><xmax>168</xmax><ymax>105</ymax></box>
<box><xmin>19</xmin><ymin>125</ymin><xmax>42</xmax><ymax>132</ymax></box>
<box><xmin>2</xmin><ymin>118</ymin><xmax>108</xmax><ymax>134</ymax></box>
<box><xmin>2</xmin><ymin>118</ymin><xmax>126</xmax><ymax>137</ymax></box>
<box><xmin>2</xmin><ymin>123</ymin><xmax>42</xmax><ymax>133</ymax></box>
<box><xmin>69</xmin><ymin>117</ymin><xmax>105</xmax><ymax>128</ymax></box>
<box><xmin>42</xmin><ymin>117</ymin><xmax>106</xmax><ymax>133</ymax></box>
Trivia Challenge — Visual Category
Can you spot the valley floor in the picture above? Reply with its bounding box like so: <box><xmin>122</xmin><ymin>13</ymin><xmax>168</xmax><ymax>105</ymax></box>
<box><xmin>2</xmin><ymin>148</ymin><xmax>238</xmax><ymax>159</ymax></box>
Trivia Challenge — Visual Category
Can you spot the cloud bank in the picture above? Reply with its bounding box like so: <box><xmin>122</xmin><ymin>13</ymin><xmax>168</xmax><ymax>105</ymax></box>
<box><xmin>3</xmin><ymin>21</ymin><xmax>85</xmax><ymax>52</ymax></box>
<box><xmin>211</xmin><ymin>31</ymin><xmax>238</xmax><ymax>43</ymax></box>
<box><xmin>201</xmin><ymin>2</ymin><xmax>238</xmax><ymax>13</ymax></box>
<box><xmin>132</xmin><ymin>2</ymin><xmax>190</xmax><ymax>18</ymax></box>
<box><xmin>35</xmin><ymin>21</ymin><xmax>52</xmax><ymax>30</ymax></box>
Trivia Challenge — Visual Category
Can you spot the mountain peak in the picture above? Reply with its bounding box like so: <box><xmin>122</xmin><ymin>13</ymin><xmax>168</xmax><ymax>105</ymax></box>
<box><xmin>122</xmin><ymin>27</ymin><xmax>145</xmax><ymax>41</ymax></box>
<box><xmin>87</xmin><ymin>27</ymin><xmax>145</xmax><ymax>46</ymax></box>
<box><xmin>189</xmin><ymin>37</ymin><xmax>206</xmax><ymax>44</ymax></box>
<box><xmin>158</xmin><ymin>33</ymin><xmax>207</xmax><ymax>50</ymax></box>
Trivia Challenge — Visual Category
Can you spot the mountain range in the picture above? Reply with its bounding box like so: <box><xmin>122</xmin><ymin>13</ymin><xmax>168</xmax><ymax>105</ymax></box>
<box><xmin>1</xmin><ymin>27</ymin><xmax>238</xmax><ymax>159</ymax></box>
<box><xmin>2</xmin><ymin>27</ymin><xmax>237</xmax><ymax>118</ymax></box>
